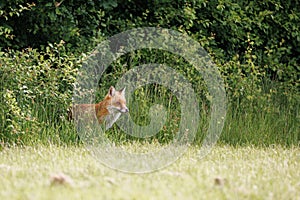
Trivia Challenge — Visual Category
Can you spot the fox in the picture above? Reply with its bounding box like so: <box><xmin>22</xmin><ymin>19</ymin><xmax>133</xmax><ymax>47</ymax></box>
<box><xmin>70</xmin><ymin>86</ymin><xmax>129</xmax><ymax>129</ymax></box>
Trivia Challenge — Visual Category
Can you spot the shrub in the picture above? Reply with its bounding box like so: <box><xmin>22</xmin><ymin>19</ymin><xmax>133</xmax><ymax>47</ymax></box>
<box><xmin>0</xmin><ymin>41</ymin><xmax>79</xmax><ymax>144</ymax></box>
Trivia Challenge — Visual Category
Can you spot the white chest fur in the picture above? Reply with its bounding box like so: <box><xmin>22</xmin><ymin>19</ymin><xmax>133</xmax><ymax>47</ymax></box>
<box><xmin>105</xmin><ymin>108</ymin><xmax>122</xmax><ymax>129</ymax></box>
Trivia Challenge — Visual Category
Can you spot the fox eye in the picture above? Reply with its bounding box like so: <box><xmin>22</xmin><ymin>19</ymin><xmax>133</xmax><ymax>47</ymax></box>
<box><xmin>116</xmin><ymin>102</ymin><xmax>121</xmax><ymax>106</ymax></box>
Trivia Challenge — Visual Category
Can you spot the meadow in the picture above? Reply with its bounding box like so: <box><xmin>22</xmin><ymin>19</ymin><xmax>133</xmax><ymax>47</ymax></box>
<box><xmin>1</xmin><ymin>43</ymin><xmax>299</xmax><ymax>200</ymax></box>
<box><xmin>1</xmin><ymin>144</ymin><xmax>299</xmax><ymax>200</ymax></box>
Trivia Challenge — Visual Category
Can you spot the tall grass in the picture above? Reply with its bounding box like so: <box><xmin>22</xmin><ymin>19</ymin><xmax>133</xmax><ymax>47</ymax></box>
<box><xmin>1</xmin><ymin>80</ymin><xmax>298</xmax><ymax>147</ymax></box>
<box><xmin>221</xmin><ymin>103</ymin><xmax>299</xmax><ymax>146</ymax></box>
<box><xmin>104</xmin><ymin>82</ymin><xmax>299</xmax><ymax>147</ymax></box>
<box><xmin>221</xmin><ymin>80</ymin><xmax>299</xmax><ymax>146</ymax></box>
<box><xmin>0</xmin><ymin>48</ymin><xmax>299</xmax><ymax>147</ymax></box>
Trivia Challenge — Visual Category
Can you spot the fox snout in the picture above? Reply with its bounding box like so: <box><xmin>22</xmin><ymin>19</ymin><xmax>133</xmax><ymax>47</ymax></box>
<box><xmin>119</xmin><ymin>106</ymin><xmax>129</xmax><ymax>113</ymax></box>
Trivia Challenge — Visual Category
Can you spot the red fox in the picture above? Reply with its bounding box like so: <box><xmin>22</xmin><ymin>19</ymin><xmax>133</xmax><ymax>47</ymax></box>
<box><xmin>70</xmin><ymin>86</ymin><xmax>129</xmax><ymax>129</ymax></box>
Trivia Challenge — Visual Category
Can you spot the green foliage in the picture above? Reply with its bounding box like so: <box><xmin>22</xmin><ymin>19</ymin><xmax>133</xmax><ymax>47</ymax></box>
<box><xmin>0</xmin><ymin>0</ymin><xmax>299</xmax><ymax>146</ymax></box>
<box><xmin>0</xmin><ymin>41</ymin><xmax>80</xmax><ymax>144</ymax></box>
<box><xmin>0</xmin><ymin>1</ymin><xmax>35</xmax><ymax>45</ymax></box>
<box><xmin>0</xmin><ymin>0</ymin><xmax>107</xmax><ymax>50</ymax></box>
<box><xmin>104</xmin><ymin>0</ymin><xmax>299</xmax><ymax>90</ymax></box>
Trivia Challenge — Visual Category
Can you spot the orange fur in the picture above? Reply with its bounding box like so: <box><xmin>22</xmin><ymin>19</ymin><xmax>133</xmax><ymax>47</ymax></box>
<box><xmin>70</xmin><ymin>86</ymin><xmax>128</xmax><ymax>129</ymax></box>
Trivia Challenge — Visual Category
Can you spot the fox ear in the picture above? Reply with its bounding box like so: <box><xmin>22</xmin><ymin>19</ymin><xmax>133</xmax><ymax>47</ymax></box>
<box><xmin>119</xmin><ymin>87</ymin><xmax>126</xmax><ymax>95</ymax></box>
<box><xmin>108</xmin><ymin>86</ymin><xmax>116</xmax><ymax>97</ymax></box>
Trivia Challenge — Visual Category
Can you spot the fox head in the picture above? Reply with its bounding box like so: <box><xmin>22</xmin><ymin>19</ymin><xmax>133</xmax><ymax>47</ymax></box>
<box><xmin>106</xmin><ymin>86</ymin><xmax>129</xmax><ymax>113</ymax></box>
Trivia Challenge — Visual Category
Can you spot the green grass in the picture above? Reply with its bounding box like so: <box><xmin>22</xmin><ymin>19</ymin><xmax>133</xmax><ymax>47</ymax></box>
<box><xmin>0</xmin><ymin>144</ymin><xmax>299</xmax><ymax>200</ymax></box>
<box><xmin>220</xmin><ymin>103</ymin><xmax>299</xmax><ymax>146</ymax></box>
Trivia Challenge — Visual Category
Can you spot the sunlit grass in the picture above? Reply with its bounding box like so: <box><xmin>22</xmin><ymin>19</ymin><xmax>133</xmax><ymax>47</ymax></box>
<box><xmin>0</xmin><ymin>145</ymin><xmax>299</xmax><ymax>199</ymax></box>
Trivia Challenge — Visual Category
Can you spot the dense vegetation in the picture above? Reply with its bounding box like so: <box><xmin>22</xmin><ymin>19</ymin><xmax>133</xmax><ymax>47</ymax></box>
<box><xmin>0</xmin><ymin>0</ymin><xmax>299</xmax><ymax>146</ymax></box>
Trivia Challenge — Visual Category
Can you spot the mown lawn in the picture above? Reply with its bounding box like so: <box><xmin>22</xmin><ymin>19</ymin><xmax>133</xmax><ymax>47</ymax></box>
<box><xmin>0</xmin><ymin>144</ymin><xmax>299</xmax><ymax>200</ymax></box>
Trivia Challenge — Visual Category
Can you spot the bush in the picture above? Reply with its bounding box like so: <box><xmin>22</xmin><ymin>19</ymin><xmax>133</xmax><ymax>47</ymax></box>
<box><xmin>0</xmin><ymin>41</ymin><xmax>79</xmax><ymax>144</ymax></box>
<box><xmin>0</xmin><ymin>0</ymin><xmax>108</xmax><ymax>51</ymax></box>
